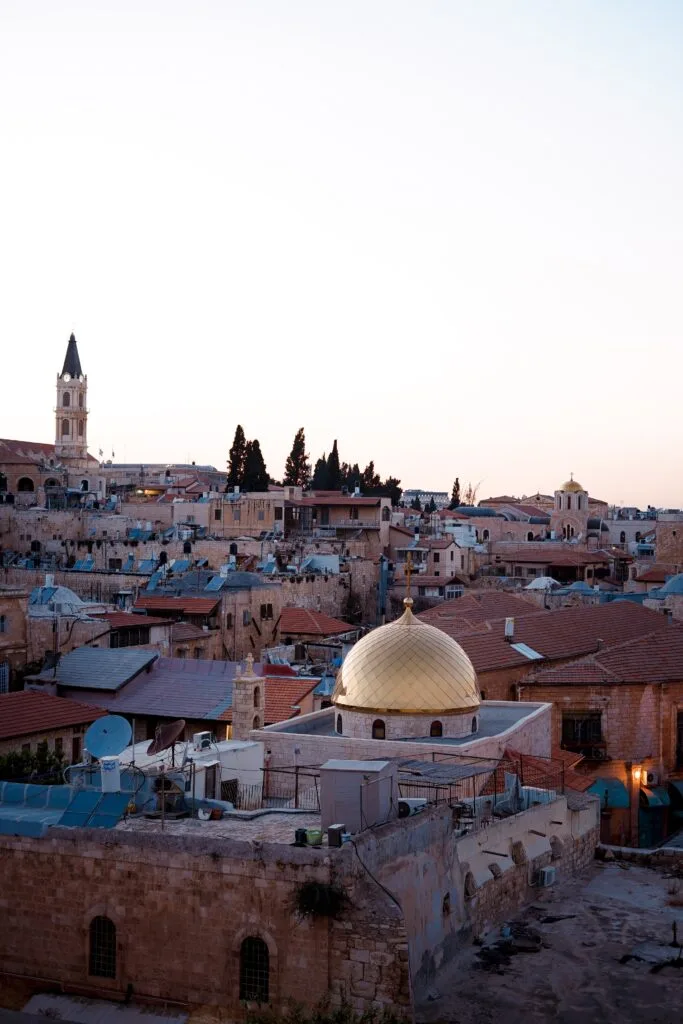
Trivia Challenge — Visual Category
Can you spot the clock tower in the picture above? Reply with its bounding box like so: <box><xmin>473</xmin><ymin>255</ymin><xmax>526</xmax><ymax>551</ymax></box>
<box><xmin>55</xmin><ymin>333</ymin><xmax>88</xmax><ymax>463</ymax></box>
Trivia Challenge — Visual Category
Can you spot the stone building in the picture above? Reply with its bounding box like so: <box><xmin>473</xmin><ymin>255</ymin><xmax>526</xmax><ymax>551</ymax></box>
<box><xmin>0</xmin><ymin>583</ymin><xmax>29</xmax><ymax>686</ymax></box>
<box><xmin>0</xmin><ymin>689</ymin><xmax>105</xmax><ymax>758</ymax></box>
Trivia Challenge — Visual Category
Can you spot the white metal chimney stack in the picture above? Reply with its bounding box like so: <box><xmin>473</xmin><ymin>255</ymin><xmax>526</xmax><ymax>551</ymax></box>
<box><xmin>504</xmin><ymin>617</ymin><xmax>515</xmax><ymax>642</ymax></box>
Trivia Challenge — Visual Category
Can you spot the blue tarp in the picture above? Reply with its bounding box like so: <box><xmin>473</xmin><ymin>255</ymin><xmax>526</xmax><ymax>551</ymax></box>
<box><xmin>588</xmin><ymin>777</ymin><xmax>630</xmax><ymax>809</ymax></box>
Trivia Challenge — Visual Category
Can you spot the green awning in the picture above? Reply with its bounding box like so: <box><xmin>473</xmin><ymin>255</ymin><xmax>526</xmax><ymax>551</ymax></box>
<box><xmin>668</xmin><ymin>780</ymin><xmax>683</xmax><ymax>805</ymax></box>
<box><xmin>641</xmin><ymin>786</ymin><xmax>671</xmax><ymax>808</ymax></box>
<box><xmin>588</xmin><ymin>778</ymin><xmax>629</xmax><ymax>809</ymax></box>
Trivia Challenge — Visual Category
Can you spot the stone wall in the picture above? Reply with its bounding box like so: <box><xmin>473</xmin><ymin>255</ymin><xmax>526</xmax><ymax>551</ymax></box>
<box><xmin>0</xmin><ymin>826</ymin><xmax>411</xmax><ymax>1018</ymax></box>
<box><xmin>254</xmin><ymin>702</ymin><xmax>552</xmax><ymax>769</ymax></box>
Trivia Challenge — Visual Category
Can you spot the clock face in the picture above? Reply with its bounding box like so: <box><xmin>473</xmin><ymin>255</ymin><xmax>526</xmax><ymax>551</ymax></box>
<box><xmin>63</xmin><ymin>373</ymin><xmax>71</xmax><ymax>382</ymax></box>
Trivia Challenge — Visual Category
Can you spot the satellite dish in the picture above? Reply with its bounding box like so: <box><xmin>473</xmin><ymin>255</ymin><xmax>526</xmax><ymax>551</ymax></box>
<box><xmin>84</xmin><ymin>715</ymin><xmax>132</xmax><ymax>758</ymax></box>
<box><xmin>147</xmin><ymin>719</ymin><xmax>186</xmax><ymax>756</ymax></box>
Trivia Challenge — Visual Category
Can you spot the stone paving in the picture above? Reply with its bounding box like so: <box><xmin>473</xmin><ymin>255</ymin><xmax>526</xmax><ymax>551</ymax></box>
<box><xmin>116</xmin><ymin>810</ymin><xmax>322</xmax><ymax>843</ymax></box>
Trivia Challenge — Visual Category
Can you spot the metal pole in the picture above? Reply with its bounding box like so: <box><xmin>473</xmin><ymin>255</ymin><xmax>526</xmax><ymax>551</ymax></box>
<box><xmin>160</xmin><ymin>765</ymin><xmax>165</xmax><ymax>832</ymax></box>
<box><xmin>294</xmin><ymin>766</ymin><xmax>299</xmax><ymax>809</ymax></box>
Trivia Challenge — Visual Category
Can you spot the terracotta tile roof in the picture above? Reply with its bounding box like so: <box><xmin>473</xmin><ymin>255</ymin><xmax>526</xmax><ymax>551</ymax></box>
<box><xmin>91</xmin><ymin>612</ymin><xmax>169</xmax><ymax>629</ymax></box>
<box><xmin>419</xmin><ymin>591</ymin><xmax>540</xmax><ymax>634</ymax></box>
<box><xmin>505</xmin><ymin>504</ymin><xmax>550</xmax><ymax>518</ymax></box>
<box><xmin>0</xmin><ymin>690</ymin><xmax>105</xmax><ymax>741</ymax></box>
<box><xmin>0</xmin><ymin>438</ymin><xmax>99</xmax><ymax>466</ymax></box>
<box><xmin>390</xmin><ymin>525</ymin><xmax>417</xmax><ymax>536</ymax></box>
<box><xmin>636</xmin><ymin>566</ymin><xmax>670</xmax><ymax>583</ymax></box>
<box><xmin>171</xmin><ymin>622</ymin><xmax>210</xmax><ymax>642</ymax></box>
<box><xmin>134</xmin><ymin>596</ymin><xmax>220</xmax><ymax>615</ymax></box>
<box><xmin>250</xmin><ymin>676</ymin><xmax>319</xmax><ymax>726</ymax></box>
<box><xmin>280</xmin><ymin>607</ymin><xmax>353</xmax><ymax>637</ymax></box>
<box><xmin>430</xmin><ymin>600</ymin><xmax>671</xmax><ymax>674</ymax></box>
<box><xmin>501</xmin><ymin>550</ymin><xmax>611</xmax><ymax>566</ymax></box>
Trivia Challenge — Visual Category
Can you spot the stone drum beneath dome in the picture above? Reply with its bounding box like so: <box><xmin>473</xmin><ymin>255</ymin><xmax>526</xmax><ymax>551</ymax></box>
<box><xmin>332</xmin><ymin>599</ymin><xmax>480</xmax><ymax>740</ymax></box>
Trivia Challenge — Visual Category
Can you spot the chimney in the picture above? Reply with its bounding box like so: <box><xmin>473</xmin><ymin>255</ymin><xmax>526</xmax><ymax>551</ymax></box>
<box><xmin>596</xmin><ymin>637</ymin><xmax>604</xmax><ymax>650</ymax></box>
<box><xmin>45</xmin><ymin>573</ymin><xmax>54</xmax><ymax>588</ymax></box>
<box><xmin>504</xmin><ymin>617</ymin><xmax>515</xmax><ymax>642</ymax></box>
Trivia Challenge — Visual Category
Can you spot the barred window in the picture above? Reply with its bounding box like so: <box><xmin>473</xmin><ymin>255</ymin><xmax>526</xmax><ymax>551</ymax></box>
<box><xmin>240</xmin><ymin>936</ymin><xmax>269</xmax><ymax>1003</ymax></box>
<box><xmin>89</xmin><ymin>916</ymin><xmax>116</xmax><ymax>978</ymax></box>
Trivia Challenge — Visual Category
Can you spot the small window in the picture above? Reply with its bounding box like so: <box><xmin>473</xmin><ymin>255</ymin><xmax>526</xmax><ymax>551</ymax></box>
<box><xmin>233</xmin><ymin>508</ymin><xmax>241</xmax><ymax>521</ymax></box>
<box><xmin>253</xmin><ymin>686</ymin><xmax>261</xmax><ymax>709</ymax></box>
<box><xmin>214</xmin><ymin>508</ymin><xmax>222</xmax><ymax>520</ymax></box>
<box><xmin>78</xmin><ymin>420</ymin><xmax>84</xmax><ymax>437</ymax></box>
<box><xmin>480</xmin><ymin>690</ymin><xmax>487</xmax><ymax>700</ymax></box>
<box><xmin>252</xmin><ymin>715</ymin><xmax>261</xmax><ymax>730</ymax></box>
<box><xmin>226</xmin><ymin>613</ymin><xmax>233</xmax><ymax>629</ymax></box>
<box><xmin>527</xmin><ymin>531</ymin><xmax>534</xmax><ymax>542</ymax></box>
<box><xmin>372</xmin><ymin>719</ymin><xmax>386</xmax><ymax>740</ymax></box>
<box><xmin>450</xmin><ymin>550</ymin><xmax>454</xmax><ymax>561</ymax></box>
<box><xmin>239</xmin><ymin>936</ymin><xmax>269</xmax><ymax>1003</ymax></box>
<box><xmin>471</xmin><ymin>717</ymin><xmax>478</xmax><ymax>733</ymax></box>
<box><xmin>61</xmin><ymin>419</ymin><xmax>70</xmax><ymax>437</ymax></box>
<box><xmin>336</xmin><ymin>714</ymin><xmax>342</xmax><ymax>735</ymax></box>
<box><xmin>243</xmin><ymin>610</ymin><xmax>251</xmax><ymax>626</ymax></box>
<box><xmin>482</xmin><ymin>529</ymin><xmax>489</xmax><ymax>541</ymax></box>
<box><xmin>89</xmin><ymin>916</ymin><xmax>116</xmax><ymax>979</ymax></box>
<box><xmin>620</xmin><ymin>531</ymin><xmax>626</xmax><ymax>544</ymax></box>
<box><xmin>258</xmin><ymin>510</ymin><xmax>265</xmax><ymax>521</ymax></box>
<box><xmin>0</xmin><ymin>615</ymin><xmax>6</xmax><ymax>634</ymax></box>
<box><xmin>460</xmin><ymin>555</ymin><xmax>464</xmax><ymax>569</ymax></box>
<box><xmin>79</xmin><ymin>392</ymin><xmax>84</xmax><ymax>409</ymax></box>
<box><xmin>433</xmin><ymin>552</ymin><xmax>440</xmax><ymax>563</ymax></box>
<box><xmin>430</xmin><ymin>721</ymin><xmax>443</xmax><ymax>737</ymax></box>
<box><xmin>567</xmin><ymin>495</ymin><xmax>572</xmax><ymax>510</ymax></box>
<box><xmin>62</xmin><ymin>392</ymin><xmax>70</xmax><ymax>407</ymax></box>
<box><xmin>274</xmin><ymin>507</ymin><xmax>283</xmax><ymax>521</ymax></box>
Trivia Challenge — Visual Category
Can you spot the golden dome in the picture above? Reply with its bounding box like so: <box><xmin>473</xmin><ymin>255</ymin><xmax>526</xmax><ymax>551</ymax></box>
<box><xmin>333</xmin><ymin>601</ymin><xmax>480</xmax><ymax>715</ymax></box>
<box><xmin>560</xmin><ymin>474</ymin><xmax>584</xmax><ymax>493</ymax></box>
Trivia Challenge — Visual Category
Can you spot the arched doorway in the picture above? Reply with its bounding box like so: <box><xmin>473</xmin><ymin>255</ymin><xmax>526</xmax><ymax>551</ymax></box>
<box><xmin>17</xmin><ymin>477</ymin><xmax>35</xmax><ymax>492</ymax></box>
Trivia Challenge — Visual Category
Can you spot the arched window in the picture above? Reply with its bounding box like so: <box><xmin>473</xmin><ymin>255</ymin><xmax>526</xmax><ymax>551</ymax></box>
<box><xmin>17</xmin><ymin>477</ymin><xmax>35</xmax><ymax>492</ymax></box>
<box><xmin>381</xmin><ymin>506</ymin><xmax>390</xmax><ymax>521</ymax></box>
<box><xmin>239</xmin><ymin>936</ymin><xmax>269</xmax><ymax>1003</ymax></box>
<box><xmin>336</xmin><ymin>714</ymin><xmax>342</xmax><ymax>734</ymax></box>
<box><xmin>62</xmin><ymin>392</ymin><xmax>70</xmax><ymax>407</ymax></box>
<box><xmin>527</xmin><ymin>531</ymin><xmax>533</xmax><ymax>542</ymax></box>
<box><xmin>45</xmin><ymin>478</ymin><xmax>59</xmax><ymax>488</ymax></box>
<box><xmin>61</xmin><ymin>419</ymin><xmax>70</xmax><ymax>437</ymax></box>
<box><xmin>429</xmin><ymin>721</ymin><xmax>443</xmax><ymax>737</ymax></box>
<box><xmin>577</xmin><ymin>496</ymin><xmax>582</xmax><ymax>510</ymax></box>
<box><xmin>620</xmin><ymin>531</ymin><xmax>626</xmax><ymax>544</ymax></box>
<box><xmin>252</xmin><ymin>715</ymin><xmax>261</xmax><ymax>730</ymax></box>
<box><xmin>183</xmin><ymin>540</ymin><xmax>192</xmax><ymax>554</ymax></box>
<box><xmin>471</xmin><ymin>716</ymin><xmax>478</xmax><ymax>734</ymax></box>
<box><xmin>253</xmin><ymin>686</ymin><xmax>261</xmax><ymax>709</ymax></box>
<box><xmin>81</xmin><ymin>480</ymin><xmax>89</xmax><ymax>492</ymax></box>
<box><xmin>480</xmin><ymin>689</ymin><xmax>487</xmax><ymax>701</ymax></box>
<box><xmin>482</xmin><ymin>529</ymin><xmax>489</xmax><ymax>541</ymax></box>
<box><xmin>89</xmin><ymin>915</ymin><xmax>116</xmax><ymax>978</ymax></box>
<box><xmin>566</xmin><ymin>495</ymin><xmax>572</xmax><ymax>510</ymax></box>
<box><xmin>372</xmin><ymin>719</ymin><xmax>386</xmax><ymax>740</ymax></box>
<box><xmin>78</xmin><ymin>419</ymin><xmax>84</xmax><ymax>437</ymax></box>
<box><xmin>79</xmin><ymin>392</ymin><xmax>84</xmax><ymax>409</ymax></box>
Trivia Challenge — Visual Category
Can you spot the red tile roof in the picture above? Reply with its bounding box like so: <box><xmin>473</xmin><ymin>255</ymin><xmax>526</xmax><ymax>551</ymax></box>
<box><xmin>218</xmin><ymin>676</ymin><xmax>319</xmax><ymax>725</ymax></box>
<box><xmin>135</xmin><ymin>596</ymin><xmax>220</xmax><ymax>615</ymax></box>
<box><xmin>280</xmin><ymin>607</ymin><xmax>353</xmax><ymax>637</ymax></box>
<box><xmin>91</xmin><ymin>612</ymin><xmax>169</xmax><ymax>629</ymax></box>
<box><xmin>635</xmin><ymin>566</ymin><xmax>670</xmax><ymax>584</ymax></box>
<box><xmin>419</xmin><ymin>591</ymin><xmax>540</xmax><ymax>634</ymax></box>
<box><xmin>171</xmin><ymin>622</ymin><xmax>210</xmax><ymax>642</ymax></box>
<box><xmin>0</xmin><ymin>438</ymin><xmax>99</xmax><ymax>467</ymax></box>
<box><xmin>427</xmin><ymin>600</ymin><xmax>671</xmax><ymax>674</ymax></box>
<box><xmin>526</xmin><ymin>625</ymin><xmax>683</xmax><ymax>686</ymax></box>
<box><xmin>0</xmin><ymin>691</ymin><xmax>106</xmax><ymax>741</ymax></box>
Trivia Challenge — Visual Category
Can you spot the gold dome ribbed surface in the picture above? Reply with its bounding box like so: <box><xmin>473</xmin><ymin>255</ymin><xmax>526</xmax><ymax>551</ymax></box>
<box><xmin>333</xmin><ymin>602</ymin><xmax>480</xmax><ymax>714</ymax></box>
<box><xmin>560</xmin><ymin>478</ymin><xmax>584</xmax><ymax>493</ymax></box>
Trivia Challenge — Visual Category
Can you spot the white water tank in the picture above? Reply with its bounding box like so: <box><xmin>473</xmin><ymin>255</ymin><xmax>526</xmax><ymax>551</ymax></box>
<box><xmin>100</xmin><ymin>756</ymin><xmax>121</xmax><ymax>793</ymax></box>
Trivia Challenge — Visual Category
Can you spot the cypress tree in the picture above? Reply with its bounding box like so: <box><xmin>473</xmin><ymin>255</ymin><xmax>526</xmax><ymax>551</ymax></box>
<box><xmin>326</xmin><ymin>440</ymin><xmax>342</xmax><ymax>490</ymax></box>
<box><xmin>242</xmin><ymin>440</ymin><xmax>270</xmax><ymax>492</ymax></box>
<box><xmin>312</xmin><ymin>455</ymin><xmax>330</xmax><ymax>489</ymax></box>
<box><xmin>227</xmin><ymin>425</ymin><xmax>247</xmax><ymax>490</ymax></box>
<box><xmin>449</xmin><ymin>478</ymin><xmax>461</xmax><ymax>510</ymax></box>
<box><xmin>283</xmin><ymin>428</ymin><xmax>311</xmax><ymax>487</ymax></box>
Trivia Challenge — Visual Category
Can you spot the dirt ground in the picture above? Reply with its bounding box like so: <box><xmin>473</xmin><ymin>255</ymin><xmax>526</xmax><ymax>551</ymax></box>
<box><xmin>417</xmin><ymin>861</ymin><xmax>683</xmax><ymax>1024</ymax></box>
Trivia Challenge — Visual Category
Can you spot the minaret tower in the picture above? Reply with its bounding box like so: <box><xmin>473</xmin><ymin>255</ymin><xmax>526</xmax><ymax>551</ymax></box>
<box><xmin>55</xmin><ymin>333</ymin><xmax>88</xmax><ymax>463</ymax></box>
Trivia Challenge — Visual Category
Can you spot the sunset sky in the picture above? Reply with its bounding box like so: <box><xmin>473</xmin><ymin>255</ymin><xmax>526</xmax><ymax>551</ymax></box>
<box><xmin>1</xmin><ymin>2</ymin><xmax>682</xmax><ymax>507</ymax></box>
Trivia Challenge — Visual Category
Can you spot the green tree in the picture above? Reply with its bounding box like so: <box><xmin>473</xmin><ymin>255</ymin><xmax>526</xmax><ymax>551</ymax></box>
<box><xmin>242</xmin><ymin>439</ymin><xmax>270</xmax><ymax>491</ymax></box>
<box><xmin>326</xmin><ymin>440</ymin><xmax>342</xmax><ymax>490</ymax></box>
<box><xmin>410</xmin><ymin>495</ymin><xmax>422</xmax><ymax>512</ymax></box>
<box><xmin>227</xmin><ymin>424</ymin><xmax>247</xmax><ymax>490</ymax></box>
<box><xmin>284</xmin><ymin>427</ymin><xmax>311</xmax><ymax>487</ymax></box>
<box><xmin>311</xmin><ymin>454</ymin><xmax>330</xmax><ymax>489</ymax></box>
<box><xmin>426</xmin><ymin>496</ymin><xmax>437</xmax><ymax>514</ymax></box>
<box><xmin>380</xmin><ymin>476</ymin><xmax>402</xmax><ymax>505</ymax></box>
<box><xmin>449</xmin><ymin>477</ymin><xmax>461</xmax><ymax>510</ymax></box>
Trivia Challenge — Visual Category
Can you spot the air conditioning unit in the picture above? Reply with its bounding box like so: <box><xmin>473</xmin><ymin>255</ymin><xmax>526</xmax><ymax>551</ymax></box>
<box><xmin>193</xmin><ymin>731</ymin><xmax>213</xmax><ymax>751</ymax></box>
<box><xmin>536</xmin><ymin>866</ymin><xmax>557</xmax><ymax>887</ymax></box>
<box><xmin>646</xmin><ymin>770</ymin><xmax>659</xmax><ymax>786</ymax></box>
<box><xmin>398</xmin><ymin>798</ymin><xmax>428</xmax><ymax>818</ymax></box>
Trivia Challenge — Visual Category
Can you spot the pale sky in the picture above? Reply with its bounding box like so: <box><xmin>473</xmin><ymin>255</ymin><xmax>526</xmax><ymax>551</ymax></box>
<box><xmin>1</xmin><ymin>1</ymin><xmax>682</xmax><ymax>507</ymax></box>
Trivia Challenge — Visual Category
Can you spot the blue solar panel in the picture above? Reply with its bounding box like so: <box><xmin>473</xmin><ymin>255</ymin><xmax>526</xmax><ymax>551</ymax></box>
<box><xmin>72</xmin><ymin>560</ymin><xmax>83</xmax><ymax>571</ymax></box>
<box><xmin>204</xmin><ymin>576</ymin><xmax>224</xmax><ymax>592</ymax></box>
<box><xmin>88</xmin><ymin>793</ymin><xmax>130</xmax><ymax>829</ymax></box>
<box><xmin>172</xmin><ymin>559</ymin><xmax>190</xmax><ymax>573</ymax></box>
<box><xmin>137</xmin><ymin>559</ymin><xmax>156</xmax><ymax>574</ymax></box>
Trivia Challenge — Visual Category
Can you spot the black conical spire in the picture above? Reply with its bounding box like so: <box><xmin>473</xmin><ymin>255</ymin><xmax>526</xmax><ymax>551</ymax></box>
<box><xmin>61</xmin><ymin>332</ymin><xmax>83</xmax><ymax>378</ymax></box>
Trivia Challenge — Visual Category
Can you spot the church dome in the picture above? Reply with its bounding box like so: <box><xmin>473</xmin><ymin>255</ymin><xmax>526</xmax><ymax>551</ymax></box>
<box><xmin>333</xmin><ymin>601</ymin><xmax>480</xmax><ymax>715</ymax></box>
<box><xmin>560</xmin><ymin>475</ymin><xmax>584</xmax><ymax>493</ymax></box>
